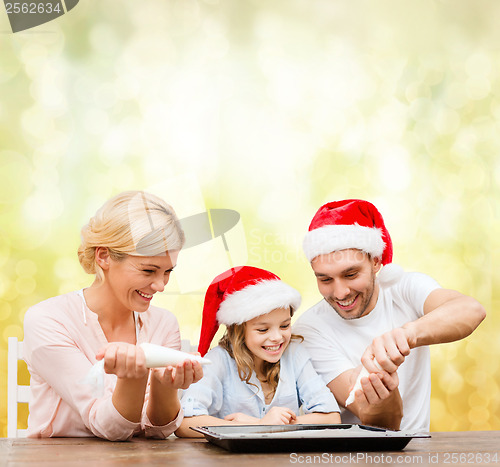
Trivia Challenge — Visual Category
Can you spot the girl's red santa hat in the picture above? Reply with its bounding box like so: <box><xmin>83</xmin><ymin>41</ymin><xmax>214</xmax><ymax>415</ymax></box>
<box><xmin>302</xmin><ymin>199</ymin><xmax>404</xmax><ymax>287</ymax></box>
<box><xmin>197</xmin><ymin>266</ymin><xmax>301</xmax><ymax>356</ymax></box>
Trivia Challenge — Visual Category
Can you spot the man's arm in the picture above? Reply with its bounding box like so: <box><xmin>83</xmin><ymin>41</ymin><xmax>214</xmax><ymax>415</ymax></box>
<box><xmin>327</xmin><ymin>367</ymin><xmax>403</xmax><ymax>430</ymax></box>
<box><xmin>362</xmin><ymin>289</ymin><xmax>486</xmax><ymax>374</ymax></box>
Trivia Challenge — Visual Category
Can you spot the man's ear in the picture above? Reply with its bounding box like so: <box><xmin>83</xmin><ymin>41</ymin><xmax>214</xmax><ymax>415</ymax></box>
<box><xmin>372</xmin><ymin>256</ymin><xmax>382</xmax><ymax>274</ymax></box>
<box><xmin>95</xmin><ymin>247</ymin><xmax>111</xmax><ymax>270</ymax></box>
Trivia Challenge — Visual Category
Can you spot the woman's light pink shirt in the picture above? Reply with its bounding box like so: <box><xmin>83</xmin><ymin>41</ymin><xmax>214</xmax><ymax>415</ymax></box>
<box><xmin>23</xmin><ymin>290</ymin><xmax>183</xmax><ymax>441</ymax></box>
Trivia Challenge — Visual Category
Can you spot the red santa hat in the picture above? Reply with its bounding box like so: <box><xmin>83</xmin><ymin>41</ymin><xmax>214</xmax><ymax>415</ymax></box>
<box><xmin>197</xmin><ymin>266</ymin><xmax>301</xmax><ymax>356</ymax></box>
<box><xmin>303</xmin><ymin>199</ymin><xmax>403</xmax><ymax>287</ymax></box>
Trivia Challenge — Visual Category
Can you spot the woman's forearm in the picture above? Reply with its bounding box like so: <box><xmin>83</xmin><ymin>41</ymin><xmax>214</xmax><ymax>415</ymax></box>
<box><xmin>112</xmin><ymin>375</ymin><xmax>149</xmax><ymax>423</ymax></box>
<box><xmin>146</xmin><ymin>379</ymin><xmax>181</xmax><ymax>426</ymax></box>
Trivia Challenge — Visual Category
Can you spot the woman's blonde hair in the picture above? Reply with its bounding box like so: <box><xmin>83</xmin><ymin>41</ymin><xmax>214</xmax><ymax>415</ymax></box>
<box><xmin>218</xmin><ymin>308</ymin><xmax>303</xmax><ymax>397</ymax></box>
<box><xmin>78</xmin><ymin>190</ymin><xmax>185</xmax><ymax>282</ymax></box>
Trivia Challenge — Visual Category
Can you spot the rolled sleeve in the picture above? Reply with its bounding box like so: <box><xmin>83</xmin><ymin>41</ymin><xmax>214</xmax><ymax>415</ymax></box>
<box><xmin>294</xmin><ymin>321</ymin><xmax>352</xmax><ymax>385</ymax></box>
<box><xmin>142</xmin><ymin>407</ymin><xmax>184</xmax><ymax>439</ymax></box>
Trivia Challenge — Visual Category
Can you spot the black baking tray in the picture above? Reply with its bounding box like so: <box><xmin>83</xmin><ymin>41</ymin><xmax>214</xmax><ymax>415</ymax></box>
<box><xmin>190</xmin><ymin>424</ymin><xmax>430</xmax><ymax>453</ymax></box>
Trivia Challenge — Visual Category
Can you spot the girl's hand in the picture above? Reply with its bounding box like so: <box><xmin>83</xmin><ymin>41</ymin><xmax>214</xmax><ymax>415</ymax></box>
<box><xmin>151</xmin><ymin>360</ymin><xmax>203</xmax><ymax>390</ymax></box>
<box><xmin>224</xmin><ymin>412</ymin><xmax>260</xmax><ymax>424</ymax></box>
<box><xmin>96</xmin><ymin>342</ymin><xmax>148</xmax><ymax>380</ymax></box>
<box><xmin>261</xmin><ymin>406</ymin><xmax>297</xmax><ymax>425</ymax></box>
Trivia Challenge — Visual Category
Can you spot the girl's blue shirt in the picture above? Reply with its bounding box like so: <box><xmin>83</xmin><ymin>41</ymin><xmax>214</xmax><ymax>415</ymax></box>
<box><xmin>181</xmin><ymin>341</ymin><xmax>339</xmax><ymax>419</ymax></box>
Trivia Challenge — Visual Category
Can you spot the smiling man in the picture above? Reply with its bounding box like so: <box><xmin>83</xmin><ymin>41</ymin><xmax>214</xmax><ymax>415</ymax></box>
<box><xmin>293</xmin><ymin>199</ymin><xmax>486</xmax><ymax>431</ymax></box>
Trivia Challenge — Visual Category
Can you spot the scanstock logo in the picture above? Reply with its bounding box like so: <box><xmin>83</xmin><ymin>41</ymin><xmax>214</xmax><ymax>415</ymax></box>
<box><xmin>3</xmin><ymin>0</ymin><xmax>79</xmax><ymax>33</ymax></box>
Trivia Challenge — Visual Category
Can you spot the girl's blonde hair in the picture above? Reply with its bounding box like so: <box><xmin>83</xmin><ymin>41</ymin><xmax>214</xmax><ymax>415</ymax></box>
<box><xmin>78</xmin><ymin>190</ymin><xmax>185</xmax><ymax>282</ymax></box>
<box><xmin>218</xmin><ymin>308</ymin><xmax>302</xmax><ymax>397</ymax></box>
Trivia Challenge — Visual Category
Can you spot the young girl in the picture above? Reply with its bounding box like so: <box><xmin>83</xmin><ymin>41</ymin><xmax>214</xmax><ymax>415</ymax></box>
<box><xmin>23</xmin><ymin>191</ymin><xmax>203</xmax><ymax>440</ymax></box>
<box><xmin>175</xmin><ymin>266</ymin><xmax>341</xmax><ymax>437</ymax></box>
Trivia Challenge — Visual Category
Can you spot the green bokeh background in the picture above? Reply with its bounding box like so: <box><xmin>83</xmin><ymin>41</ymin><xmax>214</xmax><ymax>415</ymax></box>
<box><xmin>1</xmin><ymin>0</ymin><xmax>499</xmax><ymax>436</ymax></box>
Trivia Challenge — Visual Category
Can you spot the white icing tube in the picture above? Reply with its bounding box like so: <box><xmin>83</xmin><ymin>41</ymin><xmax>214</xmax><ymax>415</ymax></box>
<box><xmin>139</xmin><ymin>343</ymin><xmax>211</xmax><ymax>367</ymax></box>
<box><xmin>81</xmin><ymin>344</ymin><xmax>210</xmax><ymax>397</ymax></box>
<box><xmin>345</xmin><ymin>359</ymin><xmax>383</xmax><ymax>406</ymax></box>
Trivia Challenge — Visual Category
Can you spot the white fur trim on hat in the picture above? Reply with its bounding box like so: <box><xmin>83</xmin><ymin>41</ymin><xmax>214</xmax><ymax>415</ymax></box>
<box><xmin>303</xmin><ymin>224</ymin><xmax>385</xmax><ymax>262</ymax></box>
<box><xmin>377</xmin><ymin>263</ymin><xmax>404</xmax><ymax>288</ymax></box>
<box><xmin>217</xmin><ymin>280</ymin><xmax>301</xmax><ymax>325</ymax></box>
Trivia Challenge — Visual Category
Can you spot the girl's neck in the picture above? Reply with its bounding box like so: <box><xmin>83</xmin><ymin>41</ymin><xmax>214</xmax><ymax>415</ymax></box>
<box><xmin>252</xmin><ymin>356</ymin><xmax>266</xmax><ymax>380</ymax></box>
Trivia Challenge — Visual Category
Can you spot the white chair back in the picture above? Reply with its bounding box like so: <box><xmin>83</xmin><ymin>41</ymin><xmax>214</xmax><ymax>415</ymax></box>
<box><xmin>7</xmin><ymin>337</ymin><xmax>31</xmax><ymax>438</ymax></box>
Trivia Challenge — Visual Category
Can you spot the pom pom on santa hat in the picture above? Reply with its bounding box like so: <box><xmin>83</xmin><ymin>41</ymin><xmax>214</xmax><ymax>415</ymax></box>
<box><xmin>197</xmin><ymin>266</ymin><xmax>301</xmax><ymax>356</ymax></box>
<box><xmin>302</xmin><ymin>199</ymin><xmax>404</xmax><ymax>288</ymax></box>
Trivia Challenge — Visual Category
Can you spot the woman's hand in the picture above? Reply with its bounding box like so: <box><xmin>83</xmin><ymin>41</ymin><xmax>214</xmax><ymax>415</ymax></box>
<box><xmin>151</xmin><ymin>360</ymin><xmax>203</xmax><ymax>390</ymax></box>
<box><xmin>261</xmin><ymin>406</ymin><xmax>297</xmax><ymax>425</ymax></box>
<box><xmin>96</xmin><ymin>342</ymin><xmax>148</xmax><ymax>380</ymax></box>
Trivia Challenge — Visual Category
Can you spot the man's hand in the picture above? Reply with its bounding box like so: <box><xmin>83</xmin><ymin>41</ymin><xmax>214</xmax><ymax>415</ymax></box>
<box><xmin>350</xmin><ymin>368</ymin><xmax>403</xmax><ymax>430</ymax></box>
<box><xmin>361</xmin><ymin>327</ymin><xmax>416</xmax><ymax>374</ymax></box>
<box><xmin>354</xmin><ymin>369</ymin><xmax>399</xmax><ymax>405</ymax></box>
<box><xmin>329</xmin><ymin>365</ymin><xmax>403</xmax><ymax>431</ymax></box>
<box><xmin>355</xmin><ymin>372</ymin><xmax>403</xmax><ymax>430</ymax></box>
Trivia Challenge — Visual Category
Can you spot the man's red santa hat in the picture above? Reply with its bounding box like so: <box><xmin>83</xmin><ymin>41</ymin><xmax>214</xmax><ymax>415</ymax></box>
<box><xmin>197</xmin><ymin>266</ymin><xmax>301</xmax><ymax>356</ymax></box>
<box><xmin>302</xmin><ymin>199</ymin><xmax>404</xmax><ymax>287</ymax></box>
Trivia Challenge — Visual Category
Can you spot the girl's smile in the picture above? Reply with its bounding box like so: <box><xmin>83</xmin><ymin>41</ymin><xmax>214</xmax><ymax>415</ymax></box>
<box><xmin>244</xmin><ymin>307</ymin><xmax>292</xmax><ymax>369</ymax></box>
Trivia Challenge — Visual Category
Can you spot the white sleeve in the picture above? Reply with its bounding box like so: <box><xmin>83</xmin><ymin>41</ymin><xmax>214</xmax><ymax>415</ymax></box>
<box><xmin>294</xmin><ymin>318</ymin><xmax>353</xmax><ymax>385</ymax></box>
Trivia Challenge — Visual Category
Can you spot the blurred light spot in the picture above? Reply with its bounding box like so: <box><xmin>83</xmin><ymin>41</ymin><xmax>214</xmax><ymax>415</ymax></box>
<box><xmin>34</xmin><ymin>66</ymin><xmax>67</xmax><ymax>116</ymax></box>
<box><xmin>54</xmin><ymin>257</ymin><xmax>82</xmax><ymax>280</ymax></box>
<box><xmin>15</xmin><ymin>277</ymin><xmax>37</xmax><ymax>296</ymax></box>
<box><xmin>32</xmin><ymin>164</ymin><xmax>59</xmax><ymax>189</ymax></box>
<box><xmin>89</xmin><ymin>23</ymin><xmax>120</xmax><ymax>57</ymax></box>
<box><xmin>375</xmin><ymin>146</ymin><xmax>411</xmax><ymax>192</ymax></box>
<box><xmin>0</xmin><ymin>277</ymin><xmax>15</xmax><ymax>299</ymax></box>
<box><xmin>0</xmin><ymin>301</ymin><xmax>11</xmax><ymax>321</ymax></box>
<box><xmin>16</xmin><ymin>259</ymin><xmax>37</xmax><ymax>277</ymax></box>
<box><xmin>450</xmin><ymin>129</ymin><xmax>477</xmax><ymax>161</ymax></box>
<box><xmin>409</xmin><ymin>97</ymin><xmax>433</xmax><ymax>120</ymax></box>
<box><xmin>465</xmin><ymin>52</ymin><xmax>492</xmax><ymax>78</ymax></box>
<box><xmin>460</xmin><ymin>164</ymin><xmax>486</xmax><ymax>193</ymax></box>
<box><xmin>463</xmin><ymin>247</ymin><xmax>486</xmax><ymax>269</ymax></box>
<box><xmin>23</xmin><ymin>189</ymin><xmax>64</xmax><ymax>222</ymax></box>
<box><xmin>468</xmin><ymin>406</ymin><xmax>490</xmax><ymax>425</ymax></box>
<box><xmin>110</xmin><ymin>165</ymin><xmax>136</xmax><ymax>191</ymax></box>
<box><xmin>405</xmin><ymin>82</ymin><xmax>431</xmax><ymax>102</ymax></box>
<box><xmin>0</xmin><ymin>234</ymin><xmax>10</xmax><ymax>268</ymax></box>
<box><xmin>444</xmin><ymin>83</ymin><xmax>468</xmax><ymax>109</ymax></box>
<box><xmin>440</xmin><ymin>365</ymin><xmax>464</xmax><ymax>394</ymax></box>
<box><xmin>466</xmin><ymin>76</ymin><xmax>490</xmax><ymax>101</ymax></box>
<box><xmin>430</xmin><ymin>398</ymin><xmax>454</xmax><ymax>428</ymax></box>
<box><xmin>0</xmin><ymin>152</ymin><xmax>33</xmax><ymax>205</ymax></box>
<box><xmin>465</xmin><ymin>367</ymin><xmax>487</xmax><ymax>388</ymax></box>
<box><xmin>21</xmin><ymin>106</ymin><xmax>56</xmax><ymax>140</ymax></box>
<box><xmin>94</xmin><ymin>83</ymin><xmax>118</xmax><ymax>110</ymax></box>
<box><xmin>2</xmin><ymin>324</ymin><xmax>23</xmax><ymax>342</ymax></box>
<box><xmin>202</xmin><ymin>31</ymin><xmax>229</xmax><ymax>60</ymax></box>
<box><xmin>468</xmin><ymin>391</ymin><xmax>489</xmax><ymax>409</ymax></box>
<box><xmin>439</xmin><ymin>173</ymin><xmax>464</xmax><ymax>200</ymax></box>
<box><xmin>435</xmin><ymin>108</ymin><xmax>460</xmax><ymax>135</ymax></box>
<box><xmin>83</xmin><ymin>109</ymin><xmax>110</xmax><ymax>136</ymax></box>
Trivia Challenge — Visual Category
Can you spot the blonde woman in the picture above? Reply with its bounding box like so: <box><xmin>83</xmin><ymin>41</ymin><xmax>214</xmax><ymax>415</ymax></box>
<box><xmin>23</xmin><ymin>191</ymin><xmax>202</xmax><ymax>440</ymax></box>
<box><xmin>175</xmin><ymin>266</ymin><xmax>340</xmax><ymax>438</ymax></box>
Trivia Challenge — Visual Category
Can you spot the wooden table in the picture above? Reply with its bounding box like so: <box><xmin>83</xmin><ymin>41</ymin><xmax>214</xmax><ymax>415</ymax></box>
<box><xmin>1</xmin><ymin>432</ymin><xmax>499</xmax><ymax>466</ymax></box>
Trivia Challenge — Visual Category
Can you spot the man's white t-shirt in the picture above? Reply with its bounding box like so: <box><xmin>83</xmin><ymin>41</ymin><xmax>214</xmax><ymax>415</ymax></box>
<box><xmin>293</xmin><ymin>271</ymin><xmax>440</xmax><ymax>431</ymax></box>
